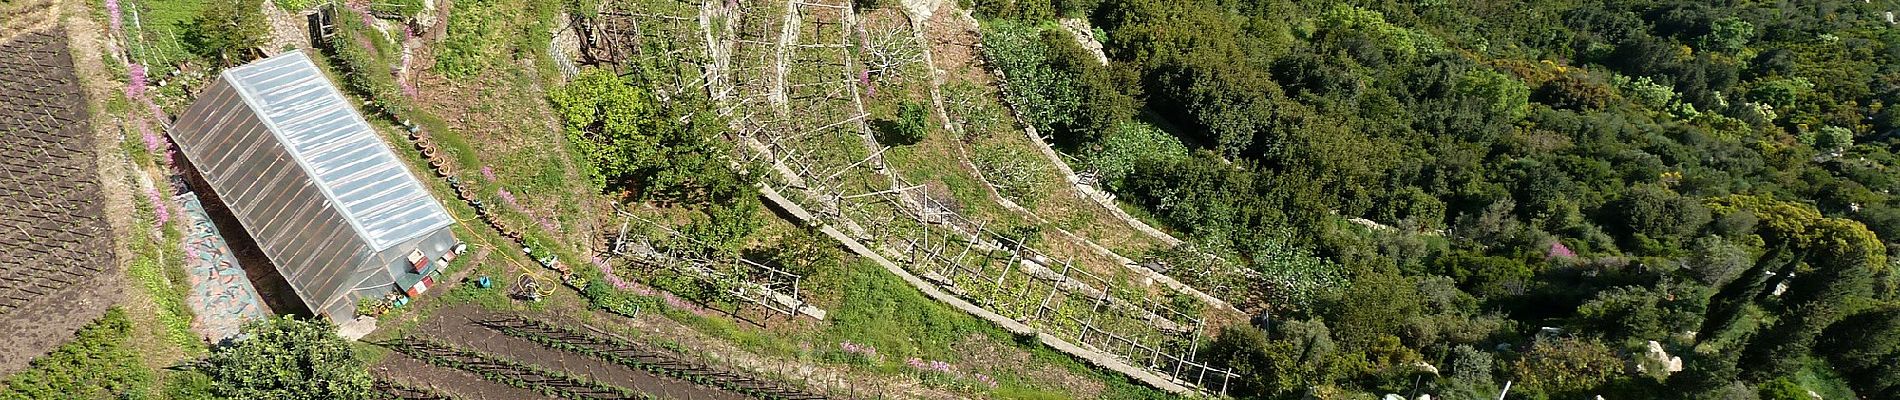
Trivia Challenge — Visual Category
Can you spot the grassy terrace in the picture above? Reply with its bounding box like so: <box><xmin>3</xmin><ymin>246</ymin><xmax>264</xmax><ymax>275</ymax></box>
<box><xmin>301</xmin><ymin>0</ymin><xmax>1178</xmax><ymax>397</ymax></box>
<box><xmin>712</xmin><ymin>0</ymin><xmax>1235</xmax><ymax>392</ymax></box>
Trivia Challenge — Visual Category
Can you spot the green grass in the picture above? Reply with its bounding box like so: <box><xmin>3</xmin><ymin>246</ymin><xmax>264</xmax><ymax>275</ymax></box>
<box><xmin>119</xmin><ymin>0</ymin><xmax>202</xmax><ymax>73</ymax></box>
<box><xmin>1792</xmin><ymin>360</ymin><xmax>1858</xmax><ymax>400</ymax></box>
<box><xmin>126</xmin><ymin>189</ymin><xmax>204</xmax><ymax>354</ymax></box>
<box><xmin>580</xmin><ymin>248</ymin><xmax>1174</xmax><ymax>399</ymax></box>
<box><xmin>0</xmin><ymin>309</ymin><xmax>153</xmax><ymax>399</ymax></box>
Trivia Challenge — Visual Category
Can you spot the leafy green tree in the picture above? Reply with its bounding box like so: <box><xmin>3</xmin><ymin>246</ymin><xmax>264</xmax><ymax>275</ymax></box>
<box><xmin>1573</xmin><ymin>286</ymin><xmax>1668</xmax><ymax>340</ymax></box>
<box><xmin>1796</xmin><ymin>126</ymin><xmax>1852</xmax><ymax>154</ymax></box>
<box><xmin>201</xmin><ymin>316</ymin><xmax>372</xmax><ymax>399</ymax></box>
<box><xmin>1819</xmin><ymin>308</ymin><xmax>1900</xmax><ymax>397</ymax></box>
<box><xmin>1511</xmin><ymin>336</ymin><xmax>1624</xmax><ymax>398</ymax></box>
<box><xmin>1455</xmin><ymin>67</ymin><xmax>1532</xmax><ymax>122</ymax></box>
<box><xmin>1439</xmin><ymin>345</ymin><xmax>1500</xmax><ymax>399</ymax></box>
<box><xmin>1699</xmin><ymin>17</ymin><xmax>1755</xmax><ymax>53</ymax></box>
<box><xmin>551</xmin><ymin>68</ymin><xmax>660</xmax><ymax>191</ymax></box>
<box><xmin>1432</xmin><ymin>251</ymin><xmax>1534</xmax><ymax>299</ymax></box>
<box><xmin>186</xmin><ymin>0</ymin><xmax>267</xmax><ymax>66</ymax></box>
<box><xmin>552</xmin><ymin>68</ymin><xmax>753</xmax><ymax>206</ymax></box>
<box><xmin>756</xmin><ymin>226</ymin><xmax>842</xmax><ymax>277</ymax></box>
<box><xmin>877</xmin><ymin>101</ymin><xmax>930</xmax><ymax>145</ymax></box>
<box><xmin>1756</xmin><ymin>378</ymin><xmax>1807</xmax><ymax>400</ymax></box>
<box><xmin>1687</xmin><ymin>236</ymin><xmax>1752</xmax><ymax>288</ymax></box>
<box><xmin>1084</xmin><ymin>122</ymin><xmax>1187</xmax><ymax>189</ymax></box>
<box><xmin>1204</xmin><ymin>321</ymin><xmax>1349</xmax><ymax>398</ymax></box>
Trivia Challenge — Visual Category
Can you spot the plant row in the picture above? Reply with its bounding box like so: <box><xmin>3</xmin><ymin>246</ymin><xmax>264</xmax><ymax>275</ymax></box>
<box><xmin>370</xmin><ymin>378</ymin><xmax>459</xmax><ymax>400</ymax></box>
<box><xmin>384</xmin><ymin>337</ymin><xmax>646</xmax><ymax>400</ymax></box>
<box><xmin>479</xmin><ymin>317</ymin><xmax>830</xmax><ymax>400</ymax></box>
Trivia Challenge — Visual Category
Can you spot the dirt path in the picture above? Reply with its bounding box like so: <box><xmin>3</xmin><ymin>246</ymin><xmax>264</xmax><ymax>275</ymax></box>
<box><xmin>260</xmin><ymin>0</ymin><xmax>306</xmax><ymax>56</ymax></box>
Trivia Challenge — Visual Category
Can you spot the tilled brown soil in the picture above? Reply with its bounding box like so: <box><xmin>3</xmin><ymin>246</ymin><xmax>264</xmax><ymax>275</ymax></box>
<box><xmin>373</xmin><ymin>350</ymin><xmax>558</xmax><ymax>400</ymax></box>
<box><xmin>0</xmin><ymin>27</ymin><xmax>120</xmax><ymax>375</ymax></box>
<box><xmin>384</xmin><ymin>305</ymin><xmax>753</xmax><ymax>400</ymax></box>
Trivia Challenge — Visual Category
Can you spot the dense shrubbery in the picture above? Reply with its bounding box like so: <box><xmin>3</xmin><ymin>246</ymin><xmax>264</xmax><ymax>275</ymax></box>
<box><xmin>434</xmin><ymin>0</ymin><xmax>560</xmax><ymax>79</ymax></box>
<box><xmin>978</xmin><ymin>0</ymin><xmax>1900</xmax><ymax>397</ymax></box>
<box><xmin>551</xmin><ymin>67</ymin><xmax>761</xmax><ymax>255</ymax></box>
<box><xmin>200</xmin><ymin>316</ymin><xmax>373</xmax><ymax>399</ymax></box>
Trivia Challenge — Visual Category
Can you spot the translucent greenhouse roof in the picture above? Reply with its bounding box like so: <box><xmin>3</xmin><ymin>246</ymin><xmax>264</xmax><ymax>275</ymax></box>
<box><xmin>220</xmin><ymin>51</ymin><xmax>452</xmax><ymax>251</ymax></box>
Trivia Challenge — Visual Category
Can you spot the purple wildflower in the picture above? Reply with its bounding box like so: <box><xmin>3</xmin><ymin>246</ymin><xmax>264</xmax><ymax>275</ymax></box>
<box><xmin>906</xmin><ymin>358</ymin><xmax>953</xmax><ymax>374</ymax></box>
<box><xmin>138</xmin><ymin>120</ymin><xmax>164</xmax><ymax>155</ymax></box>
<box><xmin>105</xmin><ymin>0</ymin><xmax>121</xmax><ymax>34</ymax></box>
<box><xmin>126</xmin><ymin>63</ymin><xmax>146</xmax><ymax>98</ymax></box>
<box><xmin>145</xmin><ymin>186</ymin><xmax>169</xmax><ymax>224</ymax></box>
<box><xmin>1547</xmin><ymin>241</ymin><xmax>1576</xmax><ymax>259</ymax></box>
<box><xmin>480</xmin><ymin>166</ymin><xmax>497</xmax><ymax>181</ymax></box>
<box><xmin>974</xmin><ymin>373</ymin><xmax>998</xmax><ymax>389</ymax></box>
<box><xmin>663</xmin><ymin>293</ymin><xmax>708</xmax><ymax>316</ymax></box>
<box><xmin>839</xmin><ymin>341</ymin><xmax>879</xmax><ymax>360</ymax></box>
<box><xmin>497</xmin><ymin>188</ymin><xmax>518</xmax><ymax>206</ymax></box>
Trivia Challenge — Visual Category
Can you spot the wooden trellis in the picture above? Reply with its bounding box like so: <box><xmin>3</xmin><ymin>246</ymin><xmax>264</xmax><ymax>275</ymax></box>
<box><xmin>603</xmin><ymin>208</ymin><xmax>813</xmax><ymax>317</ymax></box>
<box><xmin>693</xmin><ymin>0</ymin><xmax>1238</xmax><ymax>394</ymax></box>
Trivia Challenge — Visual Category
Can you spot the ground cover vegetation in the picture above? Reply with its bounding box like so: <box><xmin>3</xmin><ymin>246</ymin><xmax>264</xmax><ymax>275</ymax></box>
<box><xmin>971</xmin><ymin>0</ymin><xmax>1900</xmax><ymax>398</ymax></box>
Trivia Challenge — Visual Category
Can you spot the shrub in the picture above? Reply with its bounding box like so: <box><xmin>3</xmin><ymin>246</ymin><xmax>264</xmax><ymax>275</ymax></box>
<box><xmin>201</xmin><ymin>316</ymin><xmax>373</xmax><ymax>400</ymax></box>
<box><xmin>184</xmin><ymin>0</ymin><xmax>267</xmax><ymax>66</ymax></box>
<box><xmin>876</xmin><ymin>100</ymin><xmax>930</xmax><ymax>145</ymax></box>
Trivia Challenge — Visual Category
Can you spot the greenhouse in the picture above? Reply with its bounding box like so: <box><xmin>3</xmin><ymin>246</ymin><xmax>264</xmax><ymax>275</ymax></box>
<box><xmin>169</xmin><ymin>50</ymin><xmax>458</xmax><ymax>320</ymax></box>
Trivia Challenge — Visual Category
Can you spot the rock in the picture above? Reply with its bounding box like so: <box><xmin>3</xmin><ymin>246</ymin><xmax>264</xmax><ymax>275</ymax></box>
<box><xmin>1413</xmin><ymin>361</ymin><xmax>1440</xmax><ymax>375</ymax></box>
<box><xmin>1636</xmin><ymin>340</ymin><xmax>1685</xmax><ymax>374</ymax></box>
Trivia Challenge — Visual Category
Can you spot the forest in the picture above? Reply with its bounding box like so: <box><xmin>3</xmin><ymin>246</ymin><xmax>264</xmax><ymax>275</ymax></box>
<box><xmin>968</xmin><ymin>0</ymin><xmax>1900</xmax><ymax>398</ymax></box>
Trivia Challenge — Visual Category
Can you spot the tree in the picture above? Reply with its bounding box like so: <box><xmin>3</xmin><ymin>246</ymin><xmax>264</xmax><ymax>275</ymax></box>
<box><xmin>551</xmin><ymin>68</ymin><xmax>660</xmax><ymax>191</ymax></box>
<box><xmin>1698</xmin><ymin>17</ymin><xmax>1754</xmax><ymax>53</ymax></box>
<box><xmin>1687</xmin><ymin>236</ymin><xmax>1751</xmax><ymax>288</ymax></box>
<box><xmin>1511</xmin><ymin>336</ymin><xmax>1623</xmax><ymax>398</ymax></box>
<box><xmin>1797</xmin><ymin>126</ymin><xmax>1853</xmax><ymax>155</ymax></box>
<box><xmin>1819</xmin><ymin>308</ymin><xmax>1900</xmax><ymax>396</ymax></box>
<box><xmin>1537</xmin><ymin>72</ymin><xmax>1615</xmax><ymax>111</ymax></box>
<box><xmin>756</xmin><ymin>226</ymin><xmax>842</xmax><ymax>277</ymax></box>
<box><xmin>877</xmin><ymin>101</ymin><xmax>930</xmax><ymax>146</ymax></box>
<box><xmin>1204</xmin><ymin>321</ymin><xmax>1348</xmax><ymax>398</ymax></box>
<box><xmin>1614</xmin><ymin>184</ymin><xmax>1710</xmax><ymax>242</ymax></box>
<box><xmin>200</xmin><ymin>316</ymin><xmax>372</xmax><ymax>399</ymax></box>
<box><xmin>1439</xmin><ymin>345</ymin><xmax>1500</xmax><ymax>399</ymax></box>
<box><xmin>1573</xmin><ymin>286</ymin><xmax>1667</xmax><ymax>341</ymax></box>
<box><xmin>185</xmin><ymin>0</ymin><xmax>267</xmax><ymax>66</ymax></box>
<box><xmin>552</xmin><ymin>68</ymin><xmax>754</xmax><ymax>206</ymax></box>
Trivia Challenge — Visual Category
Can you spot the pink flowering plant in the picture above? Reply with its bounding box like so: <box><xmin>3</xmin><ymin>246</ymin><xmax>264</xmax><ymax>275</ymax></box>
<box><xmin>835</xmin><ymin>341</ymin><xmax>880</xmax><ymax>365</ymax></box>
<box><xmin>145</xmin><ymin>186</ymin><xmax>169</xmax><ymax>225</ymax></box>
<box><xmin>902</xmin><ymin>357</ymin><xmax>1003</xmax><ymax>391</ymax></box>
<box><xmin>125</xmin><ymin>63</ymin><xmax>146</xmax><ymax>99</ymax></box>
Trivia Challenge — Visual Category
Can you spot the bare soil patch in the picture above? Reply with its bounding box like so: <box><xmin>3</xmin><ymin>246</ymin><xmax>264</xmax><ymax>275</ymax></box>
<box><xmin>373</xmin><ymin>350</ymin><xmax>560</xmax><ymax>400</ymax></box>
<box><xmin>0</xmin><ymin>27</ymin><xmax>123</xmax><ymax>375</ymax></box>
<box><xmin>412</xmin><ymin>305</ymin><xmax>752</xmax><ymax>400</ymax></box>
